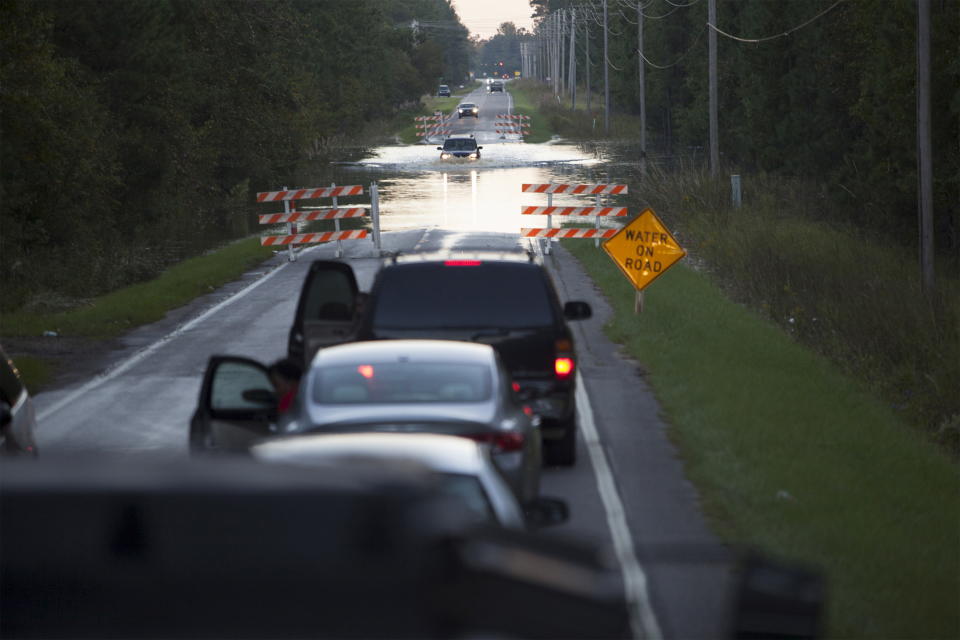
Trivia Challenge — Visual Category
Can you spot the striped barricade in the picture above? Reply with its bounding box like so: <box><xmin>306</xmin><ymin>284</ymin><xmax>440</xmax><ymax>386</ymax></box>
<box><xmin>261</xmin><ymin>230</ymin><xmax>367</xmax><ymax>246</ymax></box>
<box><xmin>257</xmin><ymin>184</ymin><xmax>371</xmax><ymax>259</ymax></box>
<box><xmin>521</xmin><ymin>183</ymin><xmax>628</xmax><ymax>195</ymax></box>
<box><xmin>520</xmin><ymin>182</ymin><xmax>630</xmax><ymax>254</ymax></box>
<box><xmin>521</xmin><ymin>206</ymin><xmax>628</xmax><ymax>217</ymax></box>
<box><xmin>258</xmin><ymin>208</ymin><xmax>368</xmax><ymax>225</ymax></box>
<box><xmin>256</xmin><ymin>185</ymin><xmax>363</xmax><ymax>202</ymax></box>
<box><xmin>497</xmin><ymin>114</ymin><xmax>531</xmax><ymax>120</ymax></box>
<box><xmin>521</xmin><ymin>228</ymin><xmax>617</xmax><ymax>239</ymax></box>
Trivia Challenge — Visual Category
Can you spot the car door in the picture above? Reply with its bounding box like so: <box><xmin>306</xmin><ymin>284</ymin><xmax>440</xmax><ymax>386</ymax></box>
<box><xmin>288</xmin><ymin>260</ymin><xmax>360</xmax><ymax>366</ymax></box>
<box><xmin>189</xmin><ymin>356</ymin><xmax>277</xmax><ymax>454</ymax></box>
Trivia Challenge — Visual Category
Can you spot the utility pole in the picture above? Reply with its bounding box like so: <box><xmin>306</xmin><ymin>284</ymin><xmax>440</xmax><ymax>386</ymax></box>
<box><xmin>708</xmin><ymin>0</ymin><xmax>719</xmax><ymax>175</ymax></box>
<box><xmin>638</xmin><ymin>1</ymin><xmax>646</xmax><ymax>172</ymax></box>
<box><xmin>569</xmin><ymin>8</ymin><xmax>577</xmax><ymax>109</ymax></box>
<box><xmin>554</xmin><ymin>12</ymin><xmax>561</xmax><ymax>95</ymax></box>
<box><xmin>603</xmin><ymin>0</ymin><xmax>610</xmax><ymax>134</ymax></box>
<box><xmin>560</xmin><ymin>10</ymin><xmax>567</xmax><ymax>96</ymax></box>
<box><xmin>586</xmin><ymin>18</ymin><xmax>591</xmax><ymax>112</ymax></box>
<box><xmin>917</xmin><ymin>0</ymin><xmax>934</xmax><ymax>292</ymax></box>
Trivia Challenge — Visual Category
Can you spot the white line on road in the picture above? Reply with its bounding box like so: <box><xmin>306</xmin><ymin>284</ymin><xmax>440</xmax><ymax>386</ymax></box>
<box><xmin>576</xmin><ymin>371</ymin><xmax>663</xmax><ymax>640</ymax></box>
<box><xmin>36</xmin><ymin>255</ymin><xmax>300</xmax><ymax>423</ymax></box>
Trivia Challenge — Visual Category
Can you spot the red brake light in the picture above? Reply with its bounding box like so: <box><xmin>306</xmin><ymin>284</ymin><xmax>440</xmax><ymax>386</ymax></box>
<box><xmin>465</xmin><ymin>432</ymin><xmax>525</xmax><ymax>452</ymax></box>
<box><xmin>357</xmin><ymin>365</ymin><xmax>374</xmax><ymax>379</ymax></box>
<box><xmin>511</xmin><ymin>381</ymin><xmax>521</xmax><ymax>393</ymax></box>
<box><xmin>555</xmin><ymin>357</ymin><xmax>574</xmax><ymax>379</ymax></box>
<box><xmin>444</xmin><ymin>260</ymin><xmax>482</xmax><ymax>266</ymax></box>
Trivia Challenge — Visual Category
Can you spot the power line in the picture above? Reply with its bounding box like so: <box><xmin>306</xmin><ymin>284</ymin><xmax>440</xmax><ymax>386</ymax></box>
<box><xmin>707</xmin><ymin>0</ymin><xmax>846</xmax><ymax>44</ymax></box>
<box><xmin>636</xmin><ymin>24</ymin><xmax>706</xmax><ymax>69</ymax></box>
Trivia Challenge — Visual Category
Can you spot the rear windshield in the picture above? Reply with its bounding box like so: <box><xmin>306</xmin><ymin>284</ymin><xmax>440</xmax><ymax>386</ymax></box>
<box><xmin>442</xmin><ymin>139</ymin><xmax>477</xmax><ymax>151</ymax></box>
<box><xmin>372</xmin><ymin>263</ymin><xmax>555</xmax><ymax>329</ymax></box>
<box><xmin>312</xmin><ymin>362</ymin><xmax>492</xmax><ymax>404</ymax></box>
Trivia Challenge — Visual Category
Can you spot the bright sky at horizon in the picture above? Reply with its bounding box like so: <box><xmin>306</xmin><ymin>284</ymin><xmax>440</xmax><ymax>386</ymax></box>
<box><xmin>449</xmin><ymin>0</ymin><xmax>536</xmax><ymax>40</ymax></box>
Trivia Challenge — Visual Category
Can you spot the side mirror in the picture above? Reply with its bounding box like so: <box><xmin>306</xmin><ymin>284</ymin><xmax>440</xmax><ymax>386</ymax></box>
<box><xmin>437</xmin><ymin>147</ymin><xmax>443</xmax><ymax>151</ymax></box>
<box><xmin>563</xmin><ymin>301</ymin><xmax>592</xmax><ymax>321</ymax></box>
<box><xmin>241</xmin><ymin>388</ymin><xmax>278</xmax><ymax>407</ymax></box>
<box><xmin>524</xmin><ymin>497</ymin><xmax>569</xmax><ymax>529</ymax></box>
<box><xmin>0</xmin><ymin>400</ymin><xmax>11</xmax><ymax>428</ymax></box>
<box><xmin>477</xmin><ymin>146</ymin><xmax>483</xmax><ymax>150</ymax></box>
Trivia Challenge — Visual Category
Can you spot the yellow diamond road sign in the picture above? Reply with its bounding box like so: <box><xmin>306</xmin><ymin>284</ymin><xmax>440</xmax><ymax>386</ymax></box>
<box><xmin>602</xmin><ymin>208</ymin><xmax>686</xmax><ymax>290</ymax></box>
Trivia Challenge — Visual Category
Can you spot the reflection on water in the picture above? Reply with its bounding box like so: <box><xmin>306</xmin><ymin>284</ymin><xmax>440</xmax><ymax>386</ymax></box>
<box><xmin>327</xmin><ymin>140</ymin><xmax>629</xmax><ymax>234</ymax></box>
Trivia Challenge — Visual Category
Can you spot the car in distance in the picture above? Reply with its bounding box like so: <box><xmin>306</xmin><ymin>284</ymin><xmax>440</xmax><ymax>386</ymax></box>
<box><xmin>437</xmin><ymin>84</ymin><xmax>451</xmax><ymax>97</ymax></box>
<box><xmin>190</xmin><ymin>339</ymin><xmax>543</xmax><ymax>504</ymax></box>
<box><xmin>457</xmin><ymin>103</ymin><xmax>479</xmax><ymax>118</ymax></box>
<box><xmin>489</xmin><ymin>80</ymin><xmax>504</xmax><ymax>92</ymax></box>
<box><xmin>284</xmin><ymin>252</ymin><xmax>593</xmax><ymax>467</ymax></box>
<box><xmin>252</xmin><ymin>432</ymin><xmax>568</xmax><ymax>530</ymax></box>
<box><xmin>0</xmin><ymin>346</ymin><xmax>38</xmax><ymax>457</ymax></box>
<box><xmin>437</xmin><ymin>134</ymin><xmax>482</xmax><ymax>160</ymax></box>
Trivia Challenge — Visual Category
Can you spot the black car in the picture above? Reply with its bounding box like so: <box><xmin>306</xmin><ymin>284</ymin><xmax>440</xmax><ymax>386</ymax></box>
<box><xmin>437</xmin><ymin>84</ymin><xmax>451</xmax><ymax>97</ymax></box>
<box><xmin>437</xmin><ymin>135</ymin><xmax>482</xmax><ymax>160</ymax></box>
<box><xmin>286</xmin><ymin>252</ymin><xmax>592</xmax><ymax>466</ymax></box>
<box><xmin>489</xmin><ymin>81</ymin><xmax>504</xmax><ymax>93</ymax></box>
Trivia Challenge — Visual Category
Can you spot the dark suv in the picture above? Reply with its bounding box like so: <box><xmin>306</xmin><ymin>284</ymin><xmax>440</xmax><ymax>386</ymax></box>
<box><xmin>286</xmin><ymin>253</ymin><xmax>592</xmax><ymax>465</ymax></box>
<box><xmin>437</xmin><ymin>135</ymin><xmax>482</xmax><ymax>160</ymax></box>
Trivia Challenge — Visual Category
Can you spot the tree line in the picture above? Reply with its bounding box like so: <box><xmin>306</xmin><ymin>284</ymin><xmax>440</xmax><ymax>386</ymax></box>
<box><xmin>0</xmin><ymin>0</ymin><xmax>471</xmax><ymax>312</ymax></box>
<box><xmin>523</xmin><ymin>0</ymin><xmax>958</xmax><ymax>257</ymax></box>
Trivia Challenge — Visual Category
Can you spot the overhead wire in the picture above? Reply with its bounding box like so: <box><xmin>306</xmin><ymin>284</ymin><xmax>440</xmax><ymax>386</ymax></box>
<box><xmin>707</xmin><ymin>0</ymin><xmax>846</xmax><ymax>44</ymax></box>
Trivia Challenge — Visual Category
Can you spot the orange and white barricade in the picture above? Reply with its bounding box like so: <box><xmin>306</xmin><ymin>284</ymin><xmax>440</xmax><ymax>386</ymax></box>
<box><xmin>520</xmin><ymin>182</ymin><xmax>629</xmax><ymax>254</ymax></box>
<box><xmin>257</xmin><ymin>183</ymin><xmax>379</xmax><ymax>261</ymax></box>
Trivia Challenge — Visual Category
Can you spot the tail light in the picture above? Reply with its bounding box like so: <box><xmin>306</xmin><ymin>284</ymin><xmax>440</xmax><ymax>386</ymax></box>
<box><xmin>465</xmin><ymin>432</ymin><xmax>525</xmax><ymax>452</ymax></box>
<box><xmin>554</xmin><ymin>338</ymin><xmax>575</xmax><ymax>380</ymax></box>
<box><xmin>444</xmin><ymin>260</ymin><xmax>482</xmax><ymax>266</ymax></box>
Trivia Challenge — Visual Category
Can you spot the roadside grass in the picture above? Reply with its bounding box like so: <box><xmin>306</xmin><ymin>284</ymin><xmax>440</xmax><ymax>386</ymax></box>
<box><xmin>0</xmin><ymin>237</ymin><xmax>276</xmax><ymax>340</ymax></box>
<box><xmin>499</xmin><ymin>81</ymin><xmax>553</xmax><ymax>143</ymax></box>
<box><xmin>509</xmin><ymin>80</ymin><xmax>641</xmax><ymax>141</ymax></box>
<box><xmin>630</xmin><ymin>166</ymin><xmax>960</xmax><ymax>452</ymax></box>
<box><xmin>564</xmin><ymin>241</ymin><xmax>960</xmax><ymax>639</ymax></box>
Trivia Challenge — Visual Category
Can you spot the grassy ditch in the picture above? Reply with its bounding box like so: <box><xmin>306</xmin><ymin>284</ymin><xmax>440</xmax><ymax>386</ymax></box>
<box><xmin>0</xmin><ymin>237</ymin><xmax>277</xmax><ymax>388</ymax></box>
<box><xmin>564</xmin><ymin>241</ymin><xmax>959</xmax><ymax>639</ymax></box>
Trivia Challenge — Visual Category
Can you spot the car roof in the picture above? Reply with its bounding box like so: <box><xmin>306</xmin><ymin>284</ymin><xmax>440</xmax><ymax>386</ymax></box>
<box><xmin>459</xmin><ymin>103</ymin><xmax>475</xmax><ymax>106</ymax></box>
<box><xmin>313</xmin><ymin>338</ymin><xmax>496</xmax><ymax>367</ymax></box>
<box><xmin>252</xmin><ymin>432</ymin><xmax>491</xmax><ymax>476</ymax></box>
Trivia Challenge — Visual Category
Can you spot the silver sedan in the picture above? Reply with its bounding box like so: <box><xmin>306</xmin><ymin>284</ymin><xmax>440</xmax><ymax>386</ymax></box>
<box><xmin>251</xmin><ymin>432</ymin><xmax>527</xmax><ymax>528</ymax></box>
<box><xmin>283</xmin><ymin>340</ymin><xmax>542</xmax><ymax>504</ymax></box>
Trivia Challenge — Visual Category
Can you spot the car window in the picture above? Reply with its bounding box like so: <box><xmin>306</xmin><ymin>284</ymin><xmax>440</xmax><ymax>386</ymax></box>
<box><xmin>312</xmin><ymin>362</ymin><xmax>492</xmax><ymax>404</ymax></box>
<box><xmin>443</xmin><ymin>139</ymin><xmax>476</xmax><ymax>151</ymax></box>
<box><xmin>372</xmin><ymin>263</ymin><xmax>555</xmax><ymax>329</ymax></box>
<box><xmin>438</xmin><ymin>473</ymin><xmax>496</xmax><ymax>523</ymax></box>
<box><xmin>211</xmin><ymin>362</ymin><xmax>274</xmax><ymax>410</ymax></box>
<box><xmin>303</xmin><ymin>269</ymin><xmax>355</xmax><ymax>321</ymax></box>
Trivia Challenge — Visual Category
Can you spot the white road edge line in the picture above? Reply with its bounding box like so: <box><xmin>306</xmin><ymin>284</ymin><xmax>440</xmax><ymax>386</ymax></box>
<box><xmin>37</xmin><ymin>254</ymin><xmax>299</xmax><ymax>423</ymax></box>
<box><xmin>576</xmin><ymin>370</ymin><xmax>663</xmax><ymax>640</ymax></box>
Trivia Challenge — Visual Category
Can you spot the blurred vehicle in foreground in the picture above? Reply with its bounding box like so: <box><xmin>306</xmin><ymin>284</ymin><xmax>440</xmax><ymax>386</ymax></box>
<box><xmin>0</xmin><ymin>346</ymin><xmax>38</xmax><ymax>457</ymax></box>
<box><xmin>0</xmin><ymin>456</ymin><xmax>631</xmax><ymax>639</ymax></box>
<box><xmin>190</xmin><ymin>340</ymin><xmax>543</xmax><ymax>504</ymax></box>
<box><xmin>252</xmin><ymin>432</ymin><xmax>568</xmax><ymax>530</ymax></box>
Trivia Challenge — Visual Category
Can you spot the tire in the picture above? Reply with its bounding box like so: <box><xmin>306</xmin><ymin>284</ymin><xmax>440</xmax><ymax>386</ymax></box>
<box><xmin>544</xmin><ymin>419</ymin><xmax>576</xmax><ymax>467</ymax></box>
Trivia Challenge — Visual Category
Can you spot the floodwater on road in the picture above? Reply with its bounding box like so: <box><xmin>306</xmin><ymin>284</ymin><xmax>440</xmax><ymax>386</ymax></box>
<box><xmin>332</xmin><ymin>138</ymin><xmax>631</xmax><ymax>235</ymax></box>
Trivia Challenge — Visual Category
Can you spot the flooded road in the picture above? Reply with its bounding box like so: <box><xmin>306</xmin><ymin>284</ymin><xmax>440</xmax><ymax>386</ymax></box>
<box><xmin>328</xmin><ymin>138</ymin><xmax>629</xmax><ymax>234</ymax></box>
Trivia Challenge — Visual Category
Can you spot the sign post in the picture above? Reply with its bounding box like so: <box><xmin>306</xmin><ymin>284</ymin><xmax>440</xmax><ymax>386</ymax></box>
<box><xmin>602</xmin><ymin>208</ymin><xmax>685</xmax><ymax>313</ymax></box>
